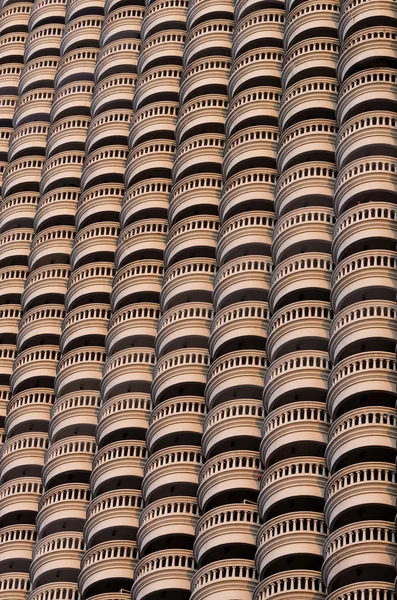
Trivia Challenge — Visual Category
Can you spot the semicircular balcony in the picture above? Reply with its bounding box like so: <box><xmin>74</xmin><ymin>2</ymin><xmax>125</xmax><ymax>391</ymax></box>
<box><xmin>197</xmin><ymin>450</ymin><xmax>262</xmax><ymax>511</ymax></box>
<box><xmin>80</xmin><ymin>146</ymin><xmax>128</xmax><ymax>192</ymax></box>
<box><xmin>85</xmin><ymin>109</ymin><xmax>131</xmax><ymax>156</ymax></box>
<box><xmin>70</xmin><ymin>223</ymin><xmax>119</xmax><ymax>271</ymax></box>
<box><xmin>0</xmin><ymin>266</ymin><xmax>28</xmax><ymax>302</ymax></box>
<box><xmin>100</xmin><ymin>348</ymin><xmax>155</xmax><ymax>402</ymax></box>
<box><xmin>339</xmin><ymin>0</ymin><xmax>396</xmax><ymax>41</ymax></box>
<box><xmin>40</xmin><ymin>152</ymin><xmax>84</xmax><ymax>196</ymax></box>
<box><xmin>142</xmin><ymin>446</ymin><xmax>202</xmax><ymax>504</ymax></box>
<box><xmin>22</xmin><ymin>265</ymin><xmax>70</xmax><ymax>312</ymax></box>
<box><xmin>106</xmin><ymin>304</ymin><xmax>159</xmax><ymax>356</ymax></box>
<box><xmin>158</xmin><ymin>257</ymin><xmax>214</xmax><ymax>310</ymax></box>
<box><xmin>0</xmin><ymin>525</ymin><xmax>36</xmax><ymax>571</ymax></box>
<box><xmin>232</xmin><ymin>9</ymin><xmax>284</xmax><ymax>58</ymax></box>
<box><xmin>213</xmin><ymin>256</ymin><xmax>272</xmax><ymax>311</ymax></box>
<box><xmin>282</xmin><ymin>39</ymin><xmax>338</xmax><ymax>90</ymax></box>
<box><xmin>56</xmin><ymin>49</ymin><xmax>96</xmax><ymax>93</ymax></box>
<box><xmin>1</xmin><ymin>1</ymin><xmax>31</xmax><ymax>31</ymax></box>
<box><xmin>0</xmin><ymin>572</ymin><xmax>31</xmax><ymax>600</ymax></box>
<box><xmin>258</xmin><ymin>458</ymin><xmax>328</xmax><ymax>521</ymax></box>
<box><xmin>188</xmin><ymin>0</ymin><xmax>233</xmax><ymax>27</ymax></box>
<box><xmin>277</xmin><ymin>120</ymin><xmax>337</xmax><ymax>174</ymax></box>
<box><xmin>172</xmin><ymin>134</ymin><xmax>224</xmax><ymax>183</ymax></box>
<box><xmin>5</xmin><ymin>389</ymin><xmax>54</xmax><ymax>437</ymax></box>
<box><xmin>263</xmin><ymin>351</ymin><xmax>331</xmax><ymax>413</ymax></box>
<box><xmin>327</xmin><ymin>352</ymin><xmax>397</xmax><ymax>419</ymax></box>
<box><xmin>60</xmin><ymin>305</ymin><xmax>110</xmax><ymax>355</ymax></box>
<box><xmin>217</xmin><ymin>212</ymin><xmax>274</xmax><ymax>266</ymax></box>
<box><xmin>100</xmin><ymin>7</ymin><xmax>143</xmax><ymax>48</ymax></box>
<box><xmin>0</xmin><ymin>192</ymin><xmax>40</xmax><ymax>233</ymax></box>
<box><xmin>0</xmin><ymin>32</ymin><xmax>27</xmax><ymax>64</ymax></box>
<box><xmin>225</xmin><ymin>87</ymin><xmax>281</xmax><ymax>139</ymax></box>
<box><xmin>284</xmin><ymin>0</ymin><xmax>339</xmax><ymax>50</ymax></box>
<box><xmin>66</xmin><ymin>0</ymin><xmax>102</xmax><ymax>20</ymax></box>
<box><xmin>11</xmin><ymin>346</ymin><xmax>59</xmax><ymax>395</ymax></box>
<box><xmin>46</xmin><ymin>117</ymin><xmax>90</xmax><ymax>159</ymax></box>
<box><xmin>55</xmin><ymin>347</ymin><xmax>106</xmax><ymax>397</ymax></box>
<box><xmin>255</xmin><ymin>512</ymin><xmax>327</xmax><ymax>579</ymax></box>
<box><xmin>332</xmin><ymin>203</ymin><xmax>397</xmax><ymax>264</ymax></box>
<box><xmin>223</xmin><ymin>126</ymin><xmax>278</xmax><ymax>181</ymax></box>
<box><xmin>90</xmin><ymin>74</ymin><xmax>135</xmax><ymax>118</ymax></box>
<box><xmin>267</xmin><ymin>301</ymin><xmax>331</xmax><ymax>361</ymax></box>
<box><xmin>90</xmin><ymin>440</ymin><xmax>147</xmax><ymax>496</ymax></box>
<box><xmin>133</xmin><ymin>65</ymin><xmax>183</xmax><ymax>112</ymax></box>
<box><xmin>115</xmin><ymin>219</ymin><xmax>167</xmax><ymax>270</ymax></box>
<box><xmin>2</xmin><ymin>156</ymin><xmax>45</xmax><ymax>198</ymax></box>
<box><xmin>137</xmin><ymin>31</ymin><xmax>185</xmax><ymax>74</ymax></box>
<box><xmin>179</xmin><ymin>57</ymin><xmax>230</xmax><ymax>106</ymax></box>
<box><xmin>322</xmin><ymin>521</ymin><xmax>396</xmax><ymax>591</ymax></box>
<box><xmin>275</xmin><ymin>162</ymin><xmax>337</xmax><ymax>217</ymax></box>
<box><xmin>66</xmin><ymin>263</ymin><xmax>115</xmax><ymax>313</ymax></box>
<box><xmin>130</xmin><ymin>102</ymin><xmax>178</xmax><ymax>149</ymax></box>
<box><xmin>151</xmin><ymin>348</ymin><xmax>209</xmax><ymax>405</ymax></box>
<box><xmin>59</xmin><ymin>16</ymin><xmax>102</xmax><ymax>56</ymax></box>
<box><xmin>137</xmin><ymin>496</ymin><xmax>199</xmax><ymax>555</ymax></box>
<box><xmin>23</xmin><ymin>24</ymin><xmax>62</xmax><ymax>63</ymax></box>
<box><xmin>253</xmin><ymin>570</ymin><xmax>326</xmax><ymax>600</ymax></box>
<box><xmin>34</xmin><ymin>189</ymin><xmax>79</xmax><ymax>239</ymax></box>
<box><xmin>279</xmin><ymin>77</ymin><xmax>338</xmax><ymax>132</ymax></box>
<box><xmin>28</xmin><ymin>0</ymin><xmax>66</xmax><ymax>30</ymax></box>
<box><xmin>132</xmin><ymin>550</ymin><xmax>195</xmax><ymax>600</ymax></box>
<box><xmin>0</xmin><ymin>229</ymin><xmax>33</xmax><ymax>266</ymax></box>
<box><xmin>50</xmin><ymin>81</ymin><xmax>94</xmax><ymax>124</ymax></box>
<box><xmin>42</xmin><ymin>436</ymin><xmax>95</xmax><ymax>489</ymax></box>
<box><xmin>325</xmin><ymin>406</ymin><xmax>397</xmax><ymax>473</ymax></box>
<box><xmin>79</xmin><ymin>540</ymin><xmax>138</xmax><ymax>599</ymax></box>
<box><xmin>36</xmin><ymin>483</ymin><xmax>90</xmax><ymax>539</ymax></box>
<box><xmin>175</xmin><ymin>95</ymin><xmax>227</xmax><ymax>147</ymax></box>
<box><xmin>94</xmin><ymin>40</ymin><xmax>140</xmax><ymax>84</ymax></box>
<box><xmin>30</xmin><ymin>532</ymin><xmax>84</xmax><ymax>589</ymax></box>
<box><xmin>125</xmin><ymin>140</ymin><xmax>175</xmax><ymax>188</ymax></box>
<box><xmin>260</xmin><ymin>401</ymin><xmax>330</xmax><ymax>468</ymax></box>
<box><xmin>121</xmin><ymin>178</ymin><xmax>171</xmax><ymax>229</ymax></box>
<box><xmin>155</xmin><ymin>303</ymin><xmax>212</xmax><ymax>358</ymax></box>
<box><xmin>75</xmin><ymin>184</ymin><xmax>124</xmax><ymax>232</ymax></box>
<box><xmin>269</xmin><ymin>253</ymin><xmax>333</xmax><ymax>313</ymax></box>
<box><xmin>165</xmin><ymin>215</ymin><xmax>218</xmax><ymax>266</ymax></box>
<box><xmin>96</xmin><ymin>393</ymin><xmax>151</xmax><ymax>447</ymax></box>
<box><xmin>84</xmin><ymin>490</ymin><xmax>142</xmax><ymax>548</ymax></box>
<box><xmin>324</xmin><ymin>462</ymin><xmax>397</xmax><ymax>531</ymax></box>
<box><xmin>329</xmin><ymin>300</ymin><xmax>397</xmax><ymax>363</ymax></box>
<box><xmin>271</xmin><ymin>208</ymin><xmax>334</xmax><ymax>264</ymax></box>
<box><xmin>228</xmin><ymin>47</ymin><xmax>282</xmax><ymax>101</ymax></box>
<box><xmin>110</xmin><ymin>260</ymin><xmax>164</xmax><ymax>312</ymax></box>
<box><xmin>191</xmin><ymin>559</ymin><xmax>257</xmax><ymax>600</ymax></box>
<box><xmin>141</xmin><ymin>0</ymin><xmax>188</xmax><ymax>41</ymax></box>
<box><xmin>0</xmin><ymin>432</ymin><xmax>48</xmax><ymax>483</ymax></box>
<box><xmin>0</xmin><ymin>477</ymin><xmax>42</xmax><ymax>523</ymax></box>
<box><xmin>168</xmin><ymin>174</ymin><xmax>222</xmax><ymax>227</ymax></box>
<box><xmin>26</xmin><ymin>583</ymin><xmax>78</xmax><ymax>600</ymax></box>
<box><xmin>48</xmin><ymin>392</ymin><xmax>100</xmax><ymax>442</ymax></box>
<box><xmin>326</xmin><ymin>582</ymin><xmax>394</xmax><ymax>600</ymax></box>
<box><xmin>183</xmin><ymin>21</ymin><xmax>233</xmax><ymax>67</ymax></box>
<box><xmin>0</xmin><ymin>63</ymin><xmax>23</xmax><ymax>94</ymax></box>
<box><xmin>8</xmin><ymin>122</ymin><xmax>48</xmax><ymax>163</ymax></box>
<box><xmin>205</xmin><ymin>350</ymin><xmax>267</xmax><ymax>410</ymax></box>
<box><xmin>147</xmin><ymin>396</ymin><xmax>205</xmax><ymax>452</ymax></box>
<box><xmin>28</xmin><ymin>227</ymin><xmax>75</xmax><ymax>271</ymax></box>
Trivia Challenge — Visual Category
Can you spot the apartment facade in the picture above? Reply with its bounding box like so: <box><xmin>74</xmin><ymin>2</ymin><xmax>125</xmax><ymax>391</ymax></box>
<box><xmin>0</xmin><ymin>0</ymin><xmax>396</xmax><ymax>597</ymax></box>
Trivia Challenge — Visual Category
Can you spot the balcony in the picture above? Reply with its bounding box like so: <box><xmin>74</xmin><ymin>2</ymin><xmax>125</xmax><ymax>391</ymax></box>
<box><xmin>191</xmin><ymin>559</ymin><xmax>257</xmax><ymax>600</ymax></box>
<box><xmin>339</xmin><ymin>0</ymin><xmax>395</xmax><ymax>41</ymax></box>
<box><xmin>28</xmin><ymin>0</ymin><xmax>66</xmax><ymax>30</ymax></box>
<box><xmin>54</xmin><ymin>49</ymin><xmax>98</xmax><ymax>90</ymax></box>
<box><xmin>23</xmin><ymin>25</ymin><xmax>63</xmax><ymax>63</ymax></box>
<box><xmin>132</xmin><ymin>550</ymin><xmax>195</xmax><ymax>600</ymax></box>
<box><xmin>156</xmin><ymin>303</ymin><xmax>212</xmax><ymax>357</ymax></box>
<box><xmin>198</xmin><ymin>450</ymin><xmax>262</xmax><ymax>510</ymax></box>
<box><xmin>137</xmin><ymin>31</ymin><xmax>185</xmax><ymax>74</ymax></box>
<box><xmin>0</xmin><ymin>2</ymin><xmax>30</xmax><ymax>32</ymax></box>
<box><xmin>279</xmin><ymin>77</ymin><xmax>338</xmax><ymax>132</ymax></box>
<box><xmin>28</xmin><ymin>226</ymin><xmax>75</xmax><ymax>271</ymax></box>
<box><xmin>5</xmin><ymin>390</ymin><xmax>54</xmax><ymax>437</ymax></box>
<box><xmin>27</xmin><ymin>584</ymin><xmax>78</xmax><ymax>600</ymax></box>
<box><xmin>176</xmin><ymin>96</ymin><xmax>227</xmax><ymax>146</ymax></box>
<box><xmin>130</xmin><ymin>102</ymin><xmax>178</xmax><ymax>149</ymax></box>
<box><xmin>217</xmin><ymin>212</ymin><xmax>274</xmax><ymax>266</ymax></box>
<box><xmin>2</xmin><ymin>156</ymin><xmax>44</xmax><ymax>198</ymax></box>
<box><xmin>172</xmin><ymin>133</ymin><xmax>224</xmax><ymax>183</ymax></box>
<box><xmin>42</xmin><ymin>436</ymin><xmax>95</xmax><ymax>488</ymax></box>
<box><xmin>94</xmin><ymin>40</ymin><xmax>140</xmax><ymax>84</ymax></box>
<box><xmin>101</xmin><ymin>348</ymin><xmax>155</xmax><ymax>402</ymax></box>
<box><xmin>324</xmin><ymin>462</ymin><xmax>397</xmax><ymax>530</ymax></box>
<box><xmin>71</xmin><ymin>222</ymin><xmax>119</xmax><ymax>270</ymax></box>
<box><xmin>60</xmin><ymin>16</ymin><xmax>102</xmax><ymax>56</ymax></box>
<box><xmin>76</xmin><ymin>184</ymin><xmax>124</xmax><ymax>232</ymax></box>
<box><xmin>226</xmin><ymin>88</ymin><xmax>281</xmax><ymax>138</ymax></box>
<box><xmin>0</xmin><ymin>64</ymin><xmax>22</xmax><ymax>92</ymax></box>
<box><xmin>97</xmin><ymin>393</ymin><xmax>151</xmax><ymax>446</ymax></box>
<box><xmin>147</xmin><ymin>396</ymin><xmax>205</xmax><ymax>452</ymax></box>
<box><xmin>278</xmin><ymin>119</ymin><xmax>336</xmax><ymax>174</ymax></box>
<box><xmin>80</xmin><ymin>146</ymin><xmax>128</xmax><ymax>192</ymax></box>
<box><xmin>100</xmin><ymin>7</ymin><xmax>143</xmax><ymax>47</ymax></box>
<box><xmin>151</xmin><ymin>349</ymin><xmax>209</xmax><ymax>405</ymax></box>
<box><xmin>322</xmin><ymin>521</ymin><xmax>396</xmax><ymax>590</ymax></box>
<box><xmin>66</xmin><ymin>0</ymin><xmax>102</xmax><ymax>21</ymax></box>
<box><xmin>8</xmin><ymin>122</ymin><xmax>48</xmax><ymax>162</ymax></box>
<box><xmin>84</xmin><ymin>490</ymin><xmax>142</xmax><ymax>547</ymax></box>
<box><xmin>106</xmin><ymin>304</ymin><xmax>159</xmax><ymax>355</ymax></box>
<box><xmin>258</xmin><ymin>458</ymin><xmax>328</xmax><ymax>520</ymax></box>
<box><xmin>0</xmin><ymin>478</ymin><xmax>42</xmax><ymax>522</ymax></box>
<box><xmin>36</xmin><ymin>483</ymin><xmax>90</xmax><ymax>538</ymax></box>
<box><xmin>46</xmin><ymin>117</ymin><xmax>89</xmax><ymax>159</ymax></box>
<box><xmin>110</xmin><ymin>260</ymin><xmax>164</xmax><ymax>312</ymax></box>
<box><xmin>91</xmin><ymin>74</ymin><xmax>135</xmax><ymax>118</ymax></box>
<box><xmin>233</xmin><ymin>10</ymin><xmax>284</xmax><ymax>58</ymax></box>
<box><xmin>269</xmin><ymin>253</ymin><xmax>333</xmax><ymax>313</ymax></box>
<box><xmin>327</xmin><ymin>352</ymin><xmax>397</xmax><ymax>419</ymax></box>
<box><xmin>228</xmin><ymin>48</ymin><xmax>282</xmax><ymax>100</ymax></box>
<box><xmin>264</xmin><ymin>351</ymin><xmax>331</xmax><ymax>413</ymax></box>
<box><xmin>0</xmin><ymin>266</ymin><xmax>28</xmax><ymax>302</ymax></box>
<box><xmin>115</xmin><ymin>219</ymin><xmax>167</xmax><ymax>269</ymax></box>
<box><xmin>60</xmin><ymin>305</ymin><xmax>110</xmax><ymax>355</ymax></box>
<box><xmin>0</xmin><ymin>525</ymin><xmax>36</xmax><ymax>567</ymax></box>
<box><xmin>90</xmin><ymin>440</ymin><xmax>147</xmax><ymax>496</ymax></box>
<box><xmin>0</xmin><ymin>304</ymin><xmax>21</xmax><ymax>340</ymax></box>
<box><xmin>261</xmin><ymin>401</ymin><xmax>330</xmax><ymax>468</ymax></box>
<box><xmin>325</xmin><ymin>406</ymin><xmax>397</xmax><ymax>472</ymax></box>
<box><xmin>51</xmin><ymin>82</ymin><xmax>94</xmax><ymax>124</ymax></box>
<box><xmin>184</xmin><ymin>21</ymin><xmax>233</xmax><ymax>67</ymax></box>
<box><xmin>125</xmin><ymin>139</ymin><xmax>174</xmax><ymax>187</ymax></box>
<box><xmin>166</xmin><ymin>216</ymin><xmax>219</xmax><ymax>266</ymax></box>
<box><xmin>0</xmin><ymin>192</ymin><xmax>39</xmax><ymax>232</ymax></box>
<box><xmin>11</xmin><ymin>346</ymin><xmax>59</xmax><ymax>395</ymax></box>
<box><xmin>30</xmin><ymin>532</ymin><xmax>84</xmax><ymax>588</ymax></box>
<box><xmin>40</xmin><ymin>152</ymin><xmax>84</xmax><ymax>196</ymax></box>
<box><xmin>142</xmin><ymin>446</ymin><xmax>202</xmax><ymax>503</ymax></box>
<box><xmin>133</xmin><ymin>65</ymin><xmax>182</xmax><ymax>111</ymax></box>
<box><xmin>180</xmin><ymin>57</ymin><xmax>231</xmax><ymax>105</ymax></box>
<box><xmin>326</xmin><ymin>582</ymin><xmax>394</xmax><ymax>600</ymax></box>
<box><xmin>253</xmin><ymin>571</ymin><xmax>326</xmax><ymax>600</ymax></box>
<box><xmin>188</xmin><ymin>0</ymin><xmax>233</xmax><ymax>28</ymax></box>
<box><xmin>137</xmin><ymin>496</ymin><xmax>199</xmax><ymax>555</ymax></box>
<box><xmin>86</xmin><ymin>109</ymin><xmax>131</xmax><ymax>155</ymax></box>
<box><xmin>255</xmin><ymin>512</ymin><xmax>327</xmax><ymax>578</ymax></box>
<box><xmin>48</xmin><ymin>392</ymin><xmax>100</xmax><ymax>442</ymax></box>
<box><xmin>282</xmin><ymin>39</ymin><xmax>338</xmax><ymax>90</ymax></box>
<box><xmin>220</xmin><ymin>168</ymin><xmax>277</xmax><ymax>222</ymax></box>
<box><xmin>284</xmin><ymin>1</ymin><xmax>339</xmax><ymax>49</ymax></box>
<box><xmin>55</xmin><ymin>347</ymin><xmax>106</xmax><ymax>397</ymax></box>
<box><xmin>168</xmin><ymin>173</ymin><xmax>221</xmax><ymax>227</ymax></box>
<box><xmin>141</xmin><ymin>0</ymin><xmax>188</xmax><ymax>41</ymax></box>
<box><xmin>0</xmin><ymin>572</ymin><xmax>30</xmax><ymax>600</ymax></box>
<box><xmin>66</xmin><ymin>263</ymin><xmax>115</xmax><ymax>313</ymax></box>
<box><xmin>121</xmin><ymin>178</ymin><xmax>171</xmax><ymax>228</ymax></box>
<box><xmin>34</xmin><ymin>189</ymin><xmax>79</xmax><ymax>235</ymax></box>
<box><xmin>223</xmin><ymin>127</ymin><xmax>278</xmax><ymax>180</ymax></box>
<box><xmin>213</xmin><ymin>256</ymin><xmax>272</xmax><ymax>311</ymax></box>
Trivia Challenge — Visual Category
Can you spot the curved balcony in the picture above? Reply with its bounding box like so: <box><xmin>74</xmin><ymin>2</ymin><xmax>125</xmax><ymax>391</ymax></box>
<box><xmin>337</xmin><ymin>28</ymin><xmax>397</xmax><ymax>84</ymax></box>
<box><xmin>11</xmin><ymin>346</ymin><xmax>59</xmax><ymax>395</ymax></box>
<box><xmin>23</xmin><ymin>25</ymin><xmax>62</xmax><ymax>63</ymax></box>
<box><xmin>66</xmin><ymin>0</ymin><xmax>102</xmax><ymax>20</ymax></box>
<box><xmin>325</xmin><ymin>462</ymin><xmax>397</xmax><ymax>530</ymax></box>
<box><xmin>339</xmin><ymin>0</ymin><xmax>396</xmax><ymax>40</ymax></box>
<box><xmin>54</xmin><ymin>49</ymin><xmax>98</xmax><ymax>90</ymax></box>
<box><xmin>0</xmin><ymin>266</ymin><xmax>28</xmax><ymax>301</ymax></box>
<box><xmin>80</xmin><ymin>146</ymin><xmax>128</xmax><ymax>192</ymax></box>
<box><xmin>8</xmin><ymin>122</ymin><xmax>48</xmax><ymax>162</ymax></box>
<box><xmin>100</xmin><ymin>7</ymin><xmax>142</xmax><ymax>47</ymax></box>
<box><xmin>79</xmin><ymin>540</ymin><xmax>138</xmax><ymax>598</ymax></box>
<box><xmin>50</xmin><ymin>81</ymin><xmax>94</xmax><ymax>124</ymax></box>
<box><xmin>226</xmin><ymin>87</ymin><xmax>280</xmax><ymax>139</ymax></box>
<box><xmin>258</xmin><ymin>458</ymin><xmax>327</xmax><ymax>520</ymax></box>
<box><xmin>137</xmin><ymin>31</ymin><xmax>184</xmax><ymax>74</ymax></box>
<box><xmin>133</xmin><ymin>65</ymin><xmax>183</xmax><ymax>111</ymax></box>
<box><xmin>141</xmin><ymin>0</ymin><xmax>188</xmax><ymax>41</ymax></box>
<box><xmin>115</xmin><ymin>219</ymin><xmax>167</xmax><ymax>269</ymax></box>
<box><xmin>22</xmin><ymin>265</ymin><xmax>70</xmax><ymax>312</ymax></box>
<box><xmin>2</xmin><ymin>156</ymin><xmax>44</xmax><ymax>198</ymax></box>
<box><xmin>94</xmin><ymin>40</ymin><xmax>140</xmax><ymax>84</ymax></box>
<box><xmin>228</xmin><ymin>48</ymin><xmax>282</xmax><ymax>100</ymax></box>
<box><xmin>121</xmin><ymin>178</ymin><xmax>171</xmax><ymax>228</ymax></box>
<box><xmin>106</xmin><ymin>304</ymin><xmax>159</xmax><ymax>355</ymax></box>
<box><xmin>5</xmin><ymin>389</ymin><xmax>54</xmax><ymax>437</ymax></box>
<box><xmin>65</xmin><ymin>263</ymin><xmax>115</xmax><ymax>312</ymax></box>
<box><xmin>0</xmin><ymin>2</ymin><xmax>31</xmax><ymax>33</ymax></box>
<box><xmin>101</xmin><ymin>348</ymin><xmax>155</xmax><ymax>402</ymax></box>
<box><xmin>232</xmin><ymin>9</ymin><xmax>284</xmax><ymax>58</ymax></box>
<box><xmin>264</xmin><ymin>351</ymin><xmax>331</xmax><ymax>413</ymax></box>
<box><xmin>142</xmin><ymin>446</ymin><xmax>202</xmax><ymax>503</ymax></box>
<box><xmin>255</xmin><ymin>512</ymin><xmax>327</xmax><ymax>578</ymax></box>
<box><xmin>60</xmin><ymin>16</ymin><xmax>102</xmax><ymax>57</ymax></box>
<box><xmin>209</xmin><ymin>301</ymin><xmax>269</xmax><ymax>359</ymax></box>
<box><xmin>129</xmin><ymin>103</ymin><xmax>177</xmax><ymax>150</ymax></box>
<box><xmin>60</xmin><ymin>305</ymin><xmax>110</xmax><ymax>355</ymax></box>
<box><xmin>332</xmin><ymin>202</ymin><xmax>397</xmax><ymax>264</ymax></box>
<box><xmin>155</xmin><ymin>303</ymin><xmax>212</xmax><ymax>358</ymax></box>
<box><xmin>325</xmin><ymin>406</ymin><xmax>397</xmax><ymax>472</ymax></box>
<box><xmin>253</xmin><ymin>571</ymin><xmax>326</xmax><ymax>600</ymax></box>
<box><xmin>165</xmin><ymin>215</ymin><xmax>218</xmax><ymax>266</ymax></box>
<box><xmin>168</xmin><ymin>174</ymin><xmax>222</xmax><ymax>228</ymax></box>
<box><xmin>323</xmin><ymin>521</ymin><xmax>396</xmax><ymax>589</ymax></box>
<box><xmin>71</xmin><ymin>223</ymin><xmax>119</xmax><ymax>270</ymax></box>
<box><xmin>278</xmin><ymin>120</ymin><xmax>336</xmax><ymax>173</ymax></box>
<box><xmin>220</xmin><ymin>168</ymin><xmax>277</xmax><ymax>222</ymax></box>
<box><xmin>28</xmin><ymin>0</ymin><xmax>66</xmax><ymax>30</ymax></box>
<box><xmin>90</xmin><ymin>74</ymin><xmax>135</xmax><ymax>118</ymax></box>
<box><xmin>0</xmin><ymin>64</ymin><xmax>23</xmax><ymax>93</ymax></box>
<box><xmin>0</xmin><ymin>229</ymin><xmax>33</xmax><ymax>265</ymax></box>
<box><xmin>279</xmin><ymin>77</ymin><xmax>338</xmax><ymax>132</ymax></box>
<box><xmin>146</xmin><ymin>396</ymin><xmax>205</xmax><ymax>452</ymax></box>
<box><xmin>55</xmin><ymin>347</ymin><xmax>105</xmax><ymax>397</ymax></box>
<box><xmin>137</xmin><ymin>496</ymin><xmax>199</xmax><ymax>554</ymax></box>
<box><xmin>223</xmin><ymin>126</ymin><xmax>278</xmax><ymax>180</ymax></box>
<box><xmin>110</xmin><ymin>260</ymin><xmax>164</xmax><ymax>312</ymax></box>
<box><xmin>213</xmin><ymin>256</ymin><xmax>272</xmax><ymax>311</ymax></box>
<box><xmin>282</xmin><ymin>39</ymin><xmax>338</xmax><ymax>90</ymax></box>
<box><xmin>329</xmin><ymin>300</ymin><xmax>397</xmax><ymax>363</ymax></box>
<box><xmin>191</xmin><ymin>559</ymin><xmax>257</xmax><ymax>600</ymax></box>
<box><xmin>217</xmin><ymin>211</ymin><xmax>274</xmax><ymax>266</ymax></box>
<box><xmin>284</xmin><ymin>1</ymin><xmax>339</xmax><ymax>50</ymax></box>
<box><xmin>0</xmin><ymin>525</ymin><xmax>36</xmax><ymax>567</ymax></box>
<box><xmin>205</xmin><ymin>350</ymin><xmax>267</xmax><ymax>409</ymax></box>
<box><xmin>183</xmin><ymin>21</ymin><xmax>233</xmax><ymax>67</ymax></box>
<box><xmin>180</xmin><ymin>57</ymin><xmax>231</xmax><ymax>105</ymax></box>
<box><xmin>267</xmin><ymin>301</ymin><xmax>331</xmax><ymax>361</ymax></box>
<box><xmin>75</xmin><ymin>184</ymin><xmax>123</xmax><ymax>231</ymax></box>
<box><xmin>84</xmin><ymin>490</ymin><xmax>142</xmax><ymax>547</ymax></box>
<box><xmin>0</xmin><ymin>192</ymin><xmax>39</xmax><ymax>232</ymax></box>
<box><xmin>96</xmin><ymin>393</ymin><xmax>151</xmax><ymax>447</ymax></box>
<box><xmin>90</xmin><ymin>440</ymin><xmax>147</xmax><ymax>496</ymax></box>
<box><xmin>0</xmin><ymin>478</ymin><xmax>42</xmax><ymax>522</ymax></box>
<box><xmin>327</xmin><ymin>583</ymin><xmax>394</xmax><ymax>600</ymax></box>
<box><xmin>26</xmin><ymin>583</ymin><xmax>78</xmax><ymax>600</ymax></box>
<box><xmin>42</xmin><ymin>436</ymin><xmax>95</xmax><ymax>488</ymax></box>
<box><xmin>34</xmin><ymin>189</ymin><xmax>79</xmax><ymax>235</ymax></box>
<box><xmin>40</xmin><ymin>152</ymin><xmax>84</xmax><ymax>196</ymax></box>
<box><xmin>36</xmin><ymin>484</ymin><xmax>90</xmax><ymax>538</ymax></box>
<box><xmin>260</xmin><ymin>401</ymin><xmax>330</xmax><ymax>467</ymax></box>
<box><xmin>0</xmin><ymin>33</ymin><xmax>26</xmax><ymax>64</ymax></box>
<box><xmin>151</xmin><ymin>349</ymin><xmax>209</xmax><ymax>405</ymax></box>
<box><xmin>0</xmin><ymin>572</ymin><xmax>30</xmax><ymax>600</ymax></box>
<box><xmin>172</xmin><ymin>133</ymin><xmax>224</xmax><ymax>183</ymax></box>
<box><xmin>85</xmin><ymin>109</ymin><xmax>131</xmax><ymax>155</ymax></box>
<box><xmin>28</xmin><ymin>226</ymin><xmax>75</xmax><ymax>271</ymax></box>
<box><xmin>132</xmin><ymin>550</ymin><xmax>194</xmax><ymax>600</ymax></box>
<box><xmin>0</xmin><ymin>433</ymin><xmax>47</xmax><ymax>483</ymax></box>
<box><xmin>46</xmin><ymin>117</ymin><xmax>89</xmax><ymax>159</ymax></box>
<box><xmin>176</xmin><ymin>95</ymin><xmax>227</xmax><ymax>146</ymax></box>
<box><xmin>0</xmin><ymin>94</ymin><xmax>17</xmax><ymax>129</ymax></box>
<box><xmin>269</xmin><ymin>253</ymin><xmax>332</xmax><ymax>313</ymax></box>
<box><xmin>188</xmin><ymin>0</ymin><xmax>233</xmax><ymax>28</ymax></box>
<box><xmin>275</xmin><ymin>162</ymin><xmax>337</xmax><ymax>217</ymax></box>
<box><xmin>198</xmin><ymin>450</ymin><xmax>262</xmax><ymax>510</ymax></box>
<box><xmin>49</xmin><ymin>392</ymin><xmax>100</xmax><ymax>442</ymax></box>
<box><xmin>30</xmin><ymin>532</ymin><xmax>84</xmax><ymax>588</ymax></box>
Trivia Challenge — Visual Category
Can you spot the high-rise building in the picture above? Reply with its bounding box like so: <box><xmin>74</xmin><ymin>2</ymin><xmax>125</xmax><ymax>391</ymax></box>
<box><xmin>0</xmin><ymin>0</ymin><xmax>396</xmax><ymax>597</ymax></box>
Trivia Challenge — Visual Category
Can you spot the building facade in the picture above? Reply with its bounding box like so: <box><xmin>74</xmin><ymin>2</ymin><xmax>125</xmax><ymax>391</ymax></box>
<box><xmin>0</xmin><ymin>0</ymin><xmax>396</xmax><ymax>597</ymax></box>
